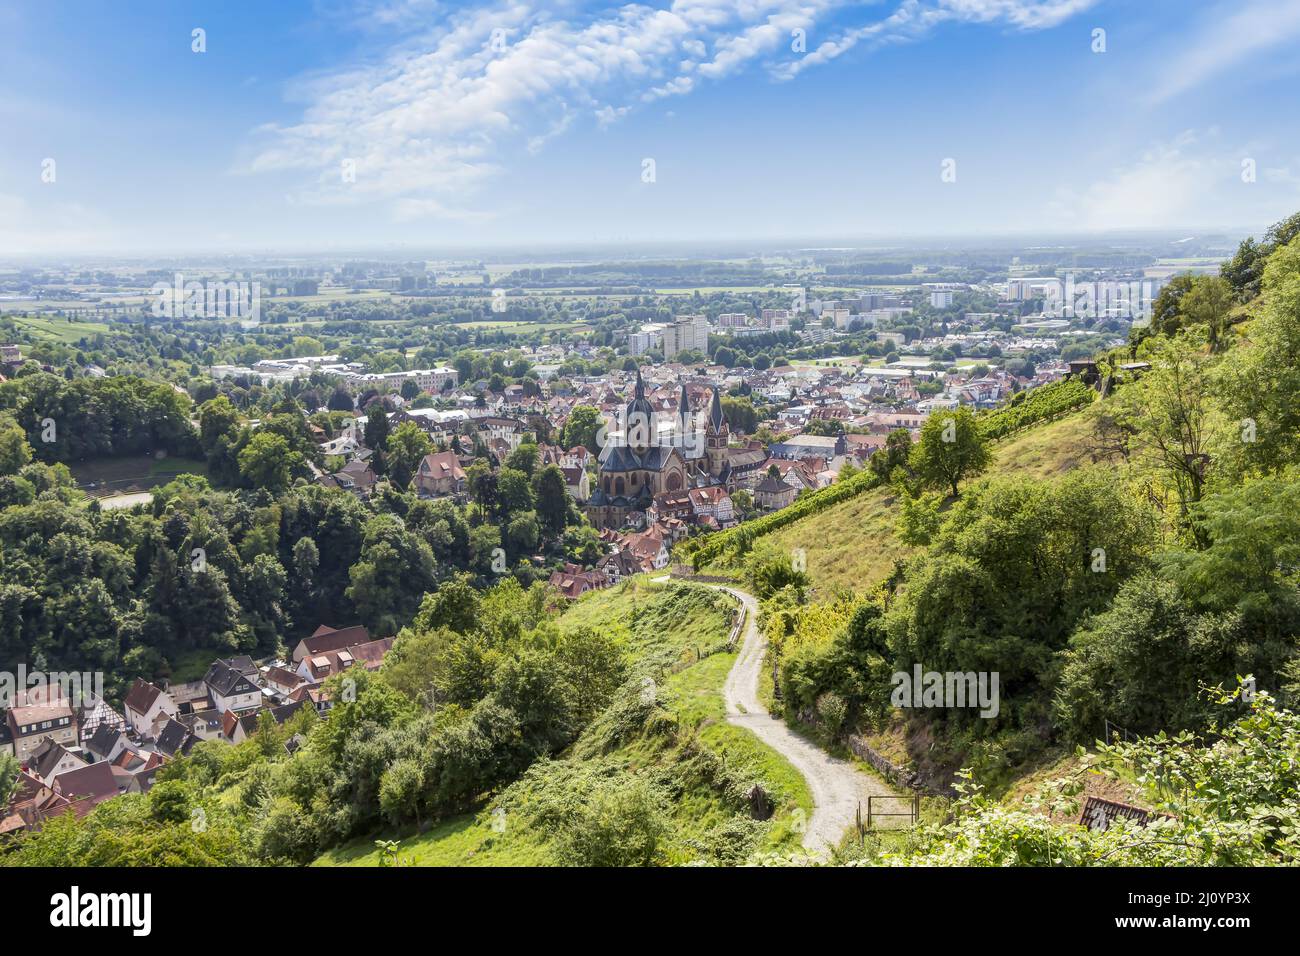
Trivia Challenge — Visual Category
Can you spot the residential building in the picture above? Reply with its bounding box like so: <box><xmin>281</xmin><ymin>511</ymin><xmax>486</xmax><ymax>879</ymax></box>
<box><xmin>123</xmin><ymin>679</ymin><xmax>178</xmax><ymax>738</ymax></box>
<box><xmin>203</xmin><ymin>659</ymin><xmax>262</xmax><ymax>715</ymax></box>
<box><xmin>415</xmin><ymin>451</ymin><xmax>467</xmax><ymax>497</ymax></box>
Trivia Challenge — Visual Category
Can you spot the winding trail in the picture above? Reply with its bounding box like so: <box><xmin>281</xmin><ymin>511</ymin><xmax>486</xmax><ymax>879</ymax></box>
<box><xmin>712</xmin><ymin>584</ymin><xmax>902</xmax><ymax>856</ymax></box>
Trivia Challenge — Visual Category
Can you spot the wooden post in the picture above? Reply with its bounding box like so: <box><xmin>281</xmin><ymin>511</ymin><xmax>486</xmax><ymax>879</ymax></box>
<box><xmin>866</xmin><ymin>797</ymin><xmax>873</xmax><ymax>831</ymax></box>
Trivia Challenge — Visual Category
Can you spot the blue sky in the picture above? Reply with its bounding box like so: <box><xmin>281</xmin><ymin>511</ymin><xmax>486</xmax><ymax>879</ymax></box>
<box><xmin>3</xmin><ymin>0</ymin><xmax>1300</xmax><ymax>255</ymax></box>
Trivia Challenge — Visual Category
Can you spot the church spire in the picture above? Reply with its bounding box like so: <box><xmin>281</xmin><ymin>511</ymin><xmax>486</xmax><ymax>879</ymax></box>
<box><xmin>709</xmin><ymin>385</ymin><xmax>726</xmax><ymax>430</ymax></box>
<box><xmin>678</xmin><ymin>381</ymin><xmax>690</xmax><ymax>418</ymax></box>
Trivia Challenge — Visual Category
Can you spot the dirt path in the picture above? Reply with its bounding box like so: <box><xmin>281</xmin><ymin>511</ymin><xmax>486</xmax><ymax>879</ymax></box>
<box><xmin>712</xmin><ymin>585</ymin><xmax>902</xmax><ymax>857</ymax></box>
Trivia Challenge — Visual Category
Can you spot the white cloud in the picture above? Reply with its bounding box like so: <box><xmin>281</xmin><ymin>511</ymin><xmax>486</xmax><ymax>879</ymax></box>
<box><xmin>1145</xmin><ymin>0</ymin><xmax>1300</xmax><ymax>106</ymax></box>
<box><xmin>773</xmin><ymin>0</ymin><xmax>1097</xmax><ymax>80</ymax></box>
<box><xmin>247</xmin><ymin>0</ymin><xmax>1099</xmax><ymax>213</ymax></box>
<box><xmin>1043</xmin><ymin>131</ymin><xmax>1296</xmax><ymax>231</ymax></box>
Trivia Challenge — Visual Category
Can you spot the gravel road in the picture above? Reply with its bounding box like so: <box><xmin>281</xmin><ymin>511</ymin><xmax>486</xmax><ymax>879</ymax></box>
<box><xmin>713</xmin><ymin>585</ymin><xmax>902</xmax><ymax>857</ymax></box>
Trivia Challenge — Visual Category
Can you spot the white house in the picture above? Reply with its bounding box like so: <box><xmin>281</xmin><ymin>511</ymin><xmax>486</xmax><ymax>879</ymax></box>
<box><xmin>203</xmin><ymin>660</ymin><xmax>262</xmax><ymax>715</ymax></box>
<box><xmin>122</xmin><ymin>678</ymin><xmax>178</xmax><ymax>738</ymax></box>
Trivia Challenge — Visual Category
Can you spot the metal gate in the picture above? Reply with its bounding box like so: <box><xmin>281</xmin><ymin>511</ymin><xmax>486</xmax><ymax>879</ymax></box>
<box><xmin>860</xmin><ymin>794</ymin><xmax>920</xmax><ymax>832</ymax></box>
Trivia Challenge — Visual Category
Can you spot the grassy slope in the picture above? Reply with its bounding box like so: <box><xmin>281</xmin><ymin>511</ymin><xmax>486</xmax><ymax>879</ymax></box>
<box><xmin>315</xmin><ymin>577</ymin><xmax>812</xmax><ymax>866</ymax></box>
<box><xmin>723</xmin><ymin>409</ymin><xmax>1098</xmax><ymax>595</ymax></box>
<box><xmin>694</xmin><ymin>406</ymin><xmax>1103</xmax><ymax>811</ymax></box>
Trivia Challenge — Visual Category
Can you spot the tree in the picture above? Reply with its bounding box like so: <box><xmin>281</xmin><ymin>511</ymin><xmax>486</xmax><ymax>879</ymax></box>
<box><xmin>386</xmin><ymin>422</ymin><xmax>432</xmax><ymax>489</ymax></box>
<box><xmin>0</xmin><ymin>415</ymin><xmax>32</xmax><ymax>476</ymax></box>
<box><xmin>909</xmin><ymin>407</ymin><xmax>990</xmax><ymax>498</ymax></box>
<box><xmin>237</xmin><ymin>432</ymin><xmax>298</xmax><ymax>493</ymax></box>
<box><xmin>506</xmin><ymin>441</ymin><xmax>539</xmax><ymax>477</ymax></box>
<box><xmin>496</xmin><ymin>467</ymin><xmax>535</xmax><ymax>520</ymax></box>
<box><xmin>532</xmin><ymin>464</ymin><xmax>570</xmax><ymax>538</ymax></box>
<box><xmin>1053</xmin><ymin>571</ymin><xmax>1267</xmax><ymax>741</ymax></box>
<box><xmin>346</xmin><ymin>514</ymin><xmax>438</xmax><ymax>635</ymax></box>
<box><xmin>887</xmin><ymin>468</ymin><xmax>1155</xmax><ymax>736</ymax></box>
<box><xmin>505</xmin><ymin>511</ymin><xmax>540</xmax><ymax>556</ymax></box>
<box><xmin>560</xmin><ymin>406</ymin><xmax>602</xmax><ymax>453</ymax></box>
<box><xmin>327</xmin><ymin>387</ymin><xmax>354</xmax><ymax>412</ymax></box>
<box><xmin>1217</xmin><ymin>235</ymin><xmax>1300</xmax><ymax>475</ymax></box>
<box><xmin>0</xmin><ymin>752</ymin><xmax>19</xmax><ymax>808</ymax></box>
<box><xmin>869</xmin><ymin>429</ymin><xmax>913</xmax><ymax>481</ymax></box>
<box><xmin>409</xmin><ymin>573</ymin><xmax>482</xmax><ymax>635</ymax></box>
<box><xmin>1143</xmin><ymin>273</ymin><xmax>1197</xmax><ymax>341</ymax></box>
<box><xmin>1178</xmin><ymin>276</ymin><xmax>1235</xmax><ymax>352</ymax></box>
<box><xmin>1220</xmin><ymin>210</ymin><xmax>1300</xmax><ymax>301</ymax></box>
<box><xmin>1120</xmin><ymin>332</ymin><xmax>1218</xmax><ymax>529</ymax></box>
<box><xmin>720</xmin><ymin>396</ymin><xmax>759</xmax><ymax>433</ymax></box>
<box><xmin>466</xmin><ymin>461</ymin><xmax>497</xmax><ymax>521</ymax></box>
<box><xmin>198</xmin><ymin>396</ymin><xmax>239</xmax><ymax>451</ymax></box>
<box><xmin>379</xmin><ymin>757</ymin><xmax>426</xmax><ymax>831</ymax></box>
<box><xmin>363</xmin><ymin>404</ymin><xmax>390</xmax><ymax>454</ymax></box>
<box><xmin>552</xmin><ymin>778</ymin><xmax>668</xmax><ymax>867</ymax></box>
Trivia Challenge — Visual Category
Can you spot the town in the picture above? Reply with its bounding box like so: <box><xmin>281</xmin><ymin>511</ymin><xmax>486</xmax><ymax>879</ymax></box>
<box><xmin>0</xmin><ymin>259</ymin><xmax>1152</xmax><ymax>833</ymax></box>
<box><xmin>3</xmin><ymin>0</ymin><xmax>1298</xmax><ymax>909</ymax></box>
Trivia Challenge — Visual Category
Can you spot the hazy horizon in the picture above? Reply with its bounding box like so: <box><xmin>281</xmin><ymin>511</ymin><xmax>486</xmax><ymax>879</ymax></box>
<box><xmin>0</xmin><ymin>226</ymin><xmax>1265</xmax><ymax>267</ymax></box>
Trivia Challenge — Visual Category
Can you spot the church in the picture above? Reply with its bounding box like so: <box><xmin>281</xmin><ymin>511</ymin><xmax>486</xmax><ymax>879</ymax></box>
<box><xmin>584</xmin><ymin>370</ymin><xmax>730</xmax><ymax>529</ymax></box>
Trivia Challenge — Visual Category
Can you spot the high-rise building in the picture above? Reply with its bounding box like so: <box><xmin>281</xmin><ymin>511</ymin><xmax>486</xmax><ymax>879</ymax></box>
<box><xmin>662</xmin><ymin>314</ymin><xmax>708</xmax><ymax>359</ymax></box>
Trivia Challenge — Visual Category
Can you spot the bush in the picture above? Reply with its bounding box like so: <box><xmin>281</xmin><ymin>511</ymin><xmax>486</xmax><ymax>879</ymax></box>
<box><xmin>550</xmin><ymin>776</ymin><xmax>670</xmax><ymax>867</ymax></box>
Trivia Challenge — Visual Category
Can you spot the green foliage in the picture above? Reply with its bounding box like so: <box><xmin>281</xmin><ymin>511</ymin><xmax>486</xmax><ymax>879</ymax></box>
<box><xmin>745</xmin><ymin>541</ymin><xmax>809</xmax><ymax>600</ymax></box>
<box><xmin>0</xmin><ymin>413</ymin><xmax>33</xmax><ymax>476</ymax></box>
<box><xmin>886</xmin><ymin>468</ymin><xmax>1155</xmax><ymax>739</ymax></box>
<box><xmin>910</xmin><ymin>407</ymin><xmax>990</xmax><ymax>498</ymax></box>
<box><xmin>1220</xmin><ymin>210</ymin><xmax>1300</xmax><ymax>301</ymax></box>
<box><xmin>876</xmin><ymin>689</ymin><xmax>1300</xmax><ymax>866</ymax></box>
<box><xmin>974</xmin><ymin>377</ymin><xmax>1094</xmax><ymax>442</ymax></box>
<box><xmin>0</xmin><ymin>372</ymin><xmax>198</xmax><ymax>462</ymax></box>
<box><xmin>559</xmin><ymin>405</ymin><xmax>602</xmax><ymax>453</ymax></box>
<box><xmin>4</xmin><ymin>784</ymin><xmax>252</xmax><ymax>866</ymax></box>
<box><xmin>1216</xmin><ymin>235</ymin><xmax>1300</xmax><ymax>475</ymax></box>
<box><xmin>0</xmin><ymin>752</ymin><xmax>19</xmax><ymax>807</ymax></box>
<box><xmin>237</xmin><ymin>432</ymin><xmax>298</xmax><ymax>493</ymax></box>
<box><xmin>550</xmin><ymin>775</ymin><xmax>670</xmax><ymax>866</ymax></box>
<box><xmin>385</xmin><ymin>421</ymin><xmax>432</xmax><ymax>489</ymax></box>
<box><xmin>1053</xmin><ymin>572</ymin><xmax>1273</xmax><ymax>741</ymax></box>
<box><xmin>720</xmin><ymin>395</ymin><xmax>760</xmax><ymax>433</ymax></box>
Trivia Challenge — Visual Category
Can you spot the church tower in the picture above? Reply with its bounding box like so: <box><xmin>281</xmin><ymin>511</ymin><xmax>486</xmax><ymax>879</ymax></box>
<box><xmin>625</xmin><ymin>369</ymin><xmax>655</xmax><ymax>455</ymax></box>
<box><xmin>677</xmin><ymin>381</ymin><xmax>692</xmax><ymax>451</ymax></box>
<box><xmin>705</xmin><ymin>385</ymin><xmax>729</xmax><ymax>478</ymax></box>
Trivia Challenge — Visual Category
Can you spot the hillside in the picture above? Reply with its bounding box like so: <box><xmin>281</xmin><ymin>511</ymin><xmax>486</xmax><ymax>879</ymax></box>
<box><xmin>707</xmin><ymin>406</ymin><xmax>1100</xmax><ymax>594</ymax></box>
<box><xmin>315</xmin><ymin>577</ymin><xmax>814</xmax><ymax>866</ymax></box>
